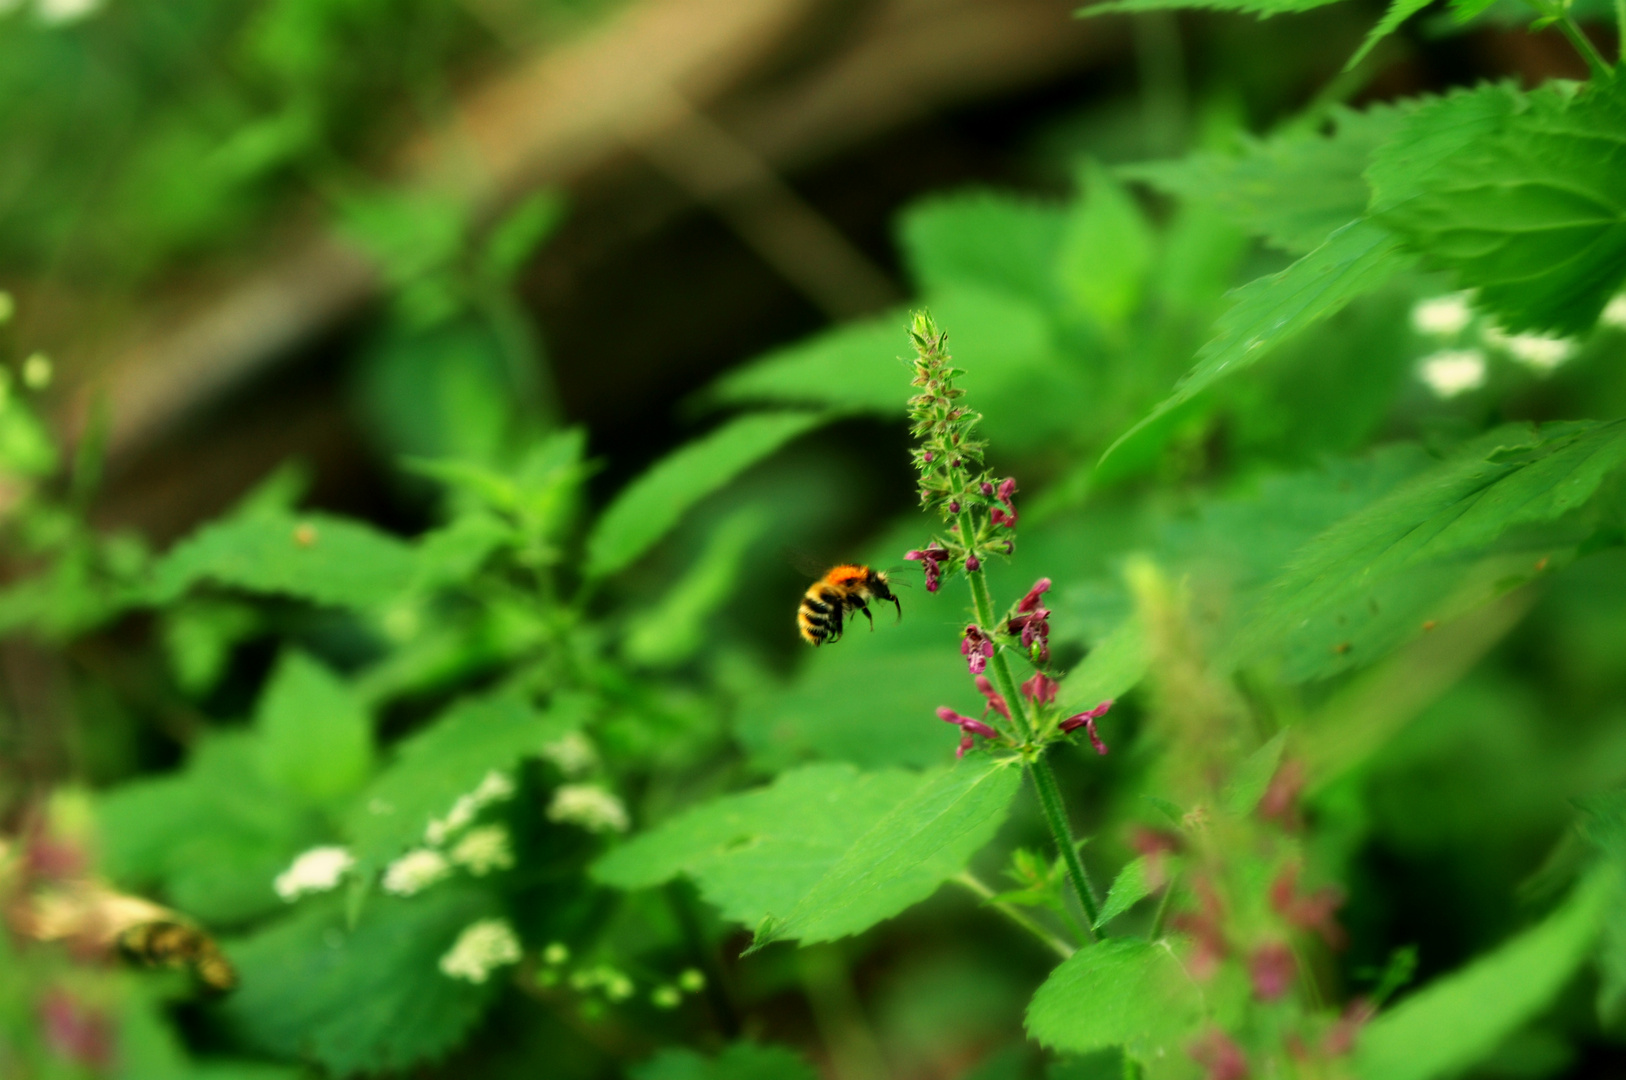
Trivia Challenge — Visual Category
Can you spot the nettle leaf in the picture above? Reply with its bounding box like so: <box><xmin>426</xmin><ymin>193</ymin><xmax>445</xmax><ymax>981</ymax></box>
<box><xmin>1056</xmin><ymin>162</ymin><xmax>1155</xmax><ymax>330</ymax></box>
<box><xmin>899</xmin><ymin>190</ymin><xmax>1065</xmax><ymax>306</ymax></box>
<box><xmin>1093</xmin><ymin>856</ymin><xmax>1155</xmax><ymax>928</ymax></box>
<box><xmin>594</xmin><ymin>764</ymin><xmax>923</xmax><ymax>926</ymax></box>
<box><xmin>98</xmin><ymin>733</ymin><xmax>320</xmax><ymax>924</ymax></box>
<box><xmin>1370</xmin><ymin>79</ymin><xmax>1626</xmax><ymax>334</ymax></box>
<box><xmin>1104</xmin><ymin>219</ymin><xmax>1413</xmax><ymax>462</ymax></box>
<box><xmin>346</xmin><ymin>692</ymin><xmax>583</xmax><ymax>864</ymax></box>
<box><xmin>1025</xmin><ymin>939</ymin><xmax>1203</xmax><ymax>1057</ymax></box>
<box><xmin>1122</xmin><ymin>104</ymin><xmax>1409</xmax><ymax>255</ymax></box>
<box><xmin>754</xmin><ymin>759</ymin><xmax>1022</xmax><ymax>948</ymax></box>
<box><xmin>1355</xmin><ymin>870</ymin><xmax>1616</xmax><ymax>1080</ymax></box>
<box><xmin>1347</xmin><ymin>0</ymin><xmax>1437</xmax><ymax>69</ymax></box>
<box><xmin>221</xmin><ymin>886</ymin><xmax>501</xmax><ymax>1077</ymax></box>
<box><xmin>586</xmin><ymin>411</ymin><xmax>830</xmax><ymax>578</ymax></box>
<box><xmin>630</xmin><ymin>1042</ymin><xmax>819</xmax><ymax>1080</ymax></box>
<box><xmin>1241</xmin><ymin>421</ymin><xmax>1626</xmax><ymax>679</ymax></box>
<box><xmin>150</xmin><ymin>512</ymin><xmax>418</xmax><ymax>610</ymax></box>
<box><xmin>257</xmin><ymin>651</ymin><xmax>373</xmax><ymax>808</ymax></box>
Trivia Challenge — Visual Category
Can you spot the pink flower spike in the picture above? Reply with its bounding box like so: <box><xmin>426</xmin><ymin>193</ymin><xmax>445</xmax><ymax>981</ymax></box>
<box><xmin>1016</xmin><ymin>578</ymin><xmax>1052</xmax><ymax>613</ymax></box>
<box><xmin>974</xmin><ymin>675</ymin><xmax>1011</xmax><ymax>720</ymax></box>
<box><xmin>1020</xmin><ymin>671</ymin><xmax>1058</xmax><ymax>704</ymax></box>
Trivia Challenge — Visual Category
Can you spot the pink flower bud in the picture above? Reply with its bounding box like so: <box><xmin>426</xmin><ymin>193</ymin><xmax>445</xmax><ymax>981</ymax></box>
<box><xmin>1020</xmin><ymin>671</ymin><xmax>1058</xmax><ymax>704</ymax></box>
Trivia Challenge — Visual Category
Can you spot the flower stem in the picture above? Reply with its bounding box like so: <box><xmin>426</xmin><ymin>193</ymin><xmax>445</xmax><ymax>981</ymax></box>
<box><xmin>1533</xmin><ymin>0</ymin><xmax>1613</xmax><ymax>80</ymax></box>
<box><xmin>954</xmin><ymin>873</ymin><xmax>1075</xmax><ymax>959</ymax></box>
<box><xmin>1028</xmin><ymin>753</ymin><xmax>1103</xmax><ymax>938</ymax></box>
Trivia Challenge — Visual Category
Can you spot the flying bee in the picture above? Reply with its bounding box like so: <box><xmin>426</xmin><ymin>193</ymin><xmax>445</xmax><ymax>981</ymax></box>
<box><xmin>117</xmin><ymin>919</ymin><xmax>238</xmax><ymax>993</ymax></box>
<box><xmin>797</xmin><ymin>564</ymin><xmax>901</xmax><ymax>646</ymax></box>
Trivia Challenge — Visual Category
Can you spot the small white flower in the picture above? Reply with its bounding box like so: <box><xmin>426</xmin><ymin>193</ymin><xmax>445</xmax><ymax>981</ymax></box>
<box><xmin>274</xmin><ymin>846</ymin><xmax>354</xmax><ymax>902</ymax></box>
<box><xmin>1411</xmin><ymin>293</ymin><xmax>1473</xmax><ymax>338</ymax></box>
<box><xmin>1500</xmin><ymin>332</ymin><xmax>1575</xmax><ymax>372</ymax></box>
<box><xmin>1419</xmin><ymin>349</ymin><xmax>1487</xmax><ymax>398</ymax></box>
<box><xmin>424</xmin><ymin>770</ymin><xmax>517</xmax><ymax>846</ymax></box>
<box><xmin>438</xmin><ymin>918</ymin><xmax>521</xmax><ymax>984</ymax></box>
<box><xmin>382</xmin><ymin>848</ymin><xmax>451</xmax><ymax>896</ymax></box>
<box><xmin>450</xmin><ymin>825</ymin><xmax>514</xmax><ymax>876</ymax></box>
<box><xmin>547</xmin><ymin>784</ymin><xmax>629</xmax><ymax>834</ymax></box>
<box><xmin>36</xmin><ymin>0</ymin><xmax>101</xmax><ymax>24</ymax></box>
<box><xmin>1602</xmin><ymin>294</ymin><xmax>1626</xmax><ymax>329</ymax></box>
<box><xmin>540</xmin><ymin>732</ymin><xmax>597</xmax><ymax>777</ymax></box>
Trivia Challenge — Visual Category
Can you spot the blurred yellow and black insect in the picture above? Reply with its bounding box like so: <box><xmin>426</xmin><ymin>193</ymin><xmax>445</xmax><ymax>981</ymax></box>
<box><xmin>797</xmin><ymin>564</ymin><xmax>901</xmax><ymax>645</ymax></box>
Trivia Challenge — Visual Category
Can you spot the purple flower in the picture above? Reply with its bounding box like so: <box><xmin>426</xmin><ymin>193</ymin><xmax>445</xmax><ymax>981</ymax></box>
<box><xmin>975</xmin><ymin>675</ymin><xmax>1011</xmax><ymax>721</ymax></box>
<box><xmin>904</xmin><ymin>542</ymin><xmax>951</xmax><ymax>592</ymax></box>
<box><xmin>949</xmin><ymin>500</ymin><xmax>961</xmax><ymax>514</ymax></box>
<box><xmin>980</xmin><ymin>481</ymin><xmax>994</xmax><ymax>496</ymax></box>
<box><xmin>961</xmin><ymin>626</ymin><xmax>995</xmax><ymax>675</ymax></box>
<box><xmin>938</xmin><ymin>707</ymin><xmax>998</xmax><ymax>758</ymax></box>
<box><xmin>1020</xmin><ymin>671</ymin><xmax>1057</xmax><ymax>704</ymax></box>
<box><xmin>1016</xmin><ymin>578</ymin><xmax>1050</xmax><ymax>613</ymax></box>
<box><xmin>1248</xmin><ymin>942</ymin><xmax>1295</xmax><ymax>1002</ymax></box>
<box><xmin>1060</xmin><ymin>700</ymin><xmax>1113</xmax><ymax>755</ymax></box>
<box><xmin>990</xmin><ymin>477</ymin><xmax>1019</xmax><ymax>528</ymax></box>
<box><xmin>1007</xmin><ymin>578</ymin><xmax>1053</xmax><ymax>662</ymax></box>
<box><xmin>965</xmin><ymin>553</ymin><xmax>980</xmax><ymax>572</ymax></box>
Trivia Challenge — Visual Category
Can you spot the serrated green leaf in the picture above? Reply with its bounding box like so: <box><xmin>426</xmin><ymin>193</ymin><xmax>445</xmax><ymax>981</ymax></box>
<box><xmin>1025</xmin><ymin>939</ymin><xmax>1203</xmax><ymax>1056</ymax></box>
<box><xmin>586</xmin><ymin>411</ymin><xmax>830</xmax><ymax>578</ymax></box>
<box><xmin>1370</xmin><ymin>79</ymin><xmax>1626</xmax><ymax>334</ymax></box>
<box><xmin>1222</xmin><ymin>731</ymin><xmax>1288</xmax><ymax>816</ymax></box>
<box><xmin>221</xmin><ymin>886</ymin><xmax>501</xmax><ymax>1077</ymax></box>
<box><xmin>1347</xmin><ymin>0</ymin><xmax>1437</xmax><ymax>69</ymax></box>
<box><xmin>150</xmin><ymin>513</ymin><xmax>418</xmax><ymax>610</ymax></box>
<box><xmin>1056</xmin><ymin>162</ymin><xmax>1154</xmax><ymax>329</ymax></box>
<box><xmin>98</xmin><ymin>733</ymin><xmax>319</xmax><ymax>924</ymax></box>
<box><xmin>412</xmin><ymin>510</ymin><xmax>515</xmax><ymax>590</ymax></box>
<box><xmin>346</xmin><ymin>692</ymin><xmax>583</xmax><ymax>864</ymax></box>
<box><xmin>755</xmin><ymin>759</ymin><xmax>1022</xmax><ymax>947</ymax></box>
<box><xmin>1354</xmin><ymin>870</ymin><xmax>1616</xmax><ymax>1080</ymax></box>
<box><xmin>1104</xmin><ymin>219</ymin><xmax>1412</xmax><ymax>463</ymax></box>
<box><xmin>1122</xmin><ymin>105</ymin><xmax>1408</xmax><ymax>255</ymax></box>
<box><xmin>629</xmin><ymin>1042</ymin><xmax>819</xmax><ymax>1080</ymax></box>
<box><xmin>1093</xmin><ymin>856</ymin><xmax>1155</xmax><ymax>928</ymax></box>
<box><xmin>899</xmin><ymin>190</ymin><xmax>1066</xmax><ymax>306</ymax></box>
<box><xmin>1241</xmin><ymin>421</ymin><xmax>1626</xmax><ymax>679</ymax></box>
<box><xmin>593</xmin><ymin>764</ymin><xmax>922</xmax><ymax>925</ymax></box>
<box><xmin>256</xmin><ymin>651</ymin><xmax>373</xmax><ymax>808</ymax></box>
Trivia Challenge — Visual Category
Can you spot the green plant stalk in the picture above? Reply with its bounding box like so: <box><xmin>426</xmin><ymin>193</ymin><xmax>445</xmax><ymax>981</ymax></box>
<box><xmin>1532</xmin><ymin>0</ymin><xmax>1613</xmax><ymax>80</ymax></box>
<box><xmin>957</xmin><ymin>526</ymin><xmax>1103</xmax><ymax>937</ymax></box>
<box><xmin>954</xmin><ymin>873</ymin><xmax>1076</xmax><ymax>959</ymax></box>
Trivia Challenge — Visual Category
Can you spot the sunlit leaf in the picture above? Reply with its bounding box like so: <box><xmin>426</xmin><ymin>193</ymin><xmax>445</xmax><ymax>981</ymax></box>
<box><xmin>1093</xmin><ymin>856</ymin><xmax>1155</xmax><ymax>928</ymax></box>
<box><xmin>1056</xmin><ymin>162</ymin><xmax>1154</xmax><ymax>329</ymax></box>
<box><xmin>900</xmin><ymin>190</ymin><xmax>1065</xmax><ymax>306</ymax></box>
<box><xmin>1025</xmin><ymin>939</ymin><xmax>1203</xmax><ymax>1057</ymax></box>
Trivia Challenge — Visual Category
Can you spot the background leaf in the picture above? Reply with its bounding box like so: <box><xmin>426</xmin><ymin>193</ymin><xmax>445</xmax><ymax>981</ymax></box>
<box><xmin>586</xmin><ymin>411</ymin><xmax>830</xmax><ymax>578</ymax></box>
<box><xmin>1025</xmin><ymin>939</ymin><xmax>1203</xmax><ymax>1057</ymax></box>
<box><xmin>256</xmin><ymin>650</ymin><xmax>373</xmax><ymax>808</ymax></box>
<box><xmin>629</xmin><ymin>1042</ymin><xmax>819</xmax><ymax>1080</ymax></box>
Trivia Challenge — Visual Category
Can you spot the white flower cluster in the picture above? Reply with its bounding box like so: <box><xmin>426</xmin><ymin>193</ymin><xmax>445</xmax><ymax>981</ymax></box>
<box><xmin>450</xmin><ymin>825</ymin><xmax>514</xmax><ymax>876</ymax></box>
<box><xmin>1419</xmin><ymin>350</ymin><xmax>1487</xmax><ymax>399</ymax></box>
<box><xmin>547</xmin><ymin>784</ymin><xmax>629</xmax><ymax>833</ymax></box>
<box><xmin>540</xmin><ymin>731</ymin><xmax>598</xmax><ymax>776</ymax></box>
<box><xmin>1481</xmin><ymin>325</ymin><xmax>1575</xmax><ymax>372</ymax></box>
<box><xmin>273</xmin><ymin>846</ymin><xmax>355</xmax><ymax>902</ymax></box>
<box><xmin>1409</xmin><ymin>292</ymin><xmax>1594</xmax><ymax>399</ymax></box>
<box><xmin>425</xmin><ymin>770</ymin><xmax>516</xmax><ymax>846</ymax></box>
<box><xmin>382</xmin><ymin>849</ymin><xmax>452</xmax><ymax>896</ymax></box>
<box><xmin>1411</xmin><ymin>293</ymin><xmax>1473</xmax><ymax>338</ymax></box>
<box><xmin>439</xmin><ymin>918</ymin><xmax>522</xmax><ymax>984</ymax></box>
<box><xmin>8</xmin><ymin>0</ymin><xmax>106</xmax><ymax>24</ymax></box>
<box><xmin>1603</xmin><ymin>294</ymin><xmax>1626</xmax><ymax>329</ymax></box>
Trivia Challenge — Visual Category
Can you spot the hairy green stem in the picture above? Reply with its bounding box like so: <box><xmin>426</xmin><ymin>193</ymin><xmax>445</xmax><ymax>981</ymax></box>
<box><xmin>1534</xmin><ymin>0</ymin><xmax>1614</xmax><ymax>79</ymax></box>
<box><xmin>954</xmin><ymin>873</ymin><xmax>1076</xmax><ymax>959</ymax></box>
<box><xmin>1028</xmin><ymin>754</ymin><xmax>1103</xmax><ymax>937</ymax></box>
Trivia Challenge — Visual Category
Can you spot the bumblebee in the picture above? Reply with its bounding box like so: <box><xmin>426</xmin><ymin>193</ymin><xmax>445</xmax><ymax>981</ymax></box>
<box><xmin>117</xmin><ymin>919</ymin><xmax>238</xmax><ymax>993</ymax></box>
<box><xmin>797</xmin><ymin>565</ymin><xmax>900</xmax><ymax>645</ymax></box>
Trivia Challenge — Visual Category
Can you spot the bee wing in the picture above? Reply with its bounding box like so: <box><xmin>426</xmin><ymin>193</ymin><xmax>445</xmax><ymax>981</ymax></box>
<box><xmin>782</xmin><ymin>546</ymin><xmax>834</xmax><ymax>580</ymax></box>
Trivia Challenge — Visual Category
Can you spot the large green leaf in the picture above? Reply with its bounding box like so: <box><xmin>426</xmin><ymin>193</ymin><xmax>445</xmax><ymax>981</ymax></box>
<box><xmin>586</xmin><ymin>411</ymin><xmax>829</xmax><ymax>577</ymax></box>
<box><xmin>1370</xmin><ymin>79</ymin><xmax>1626</xmax><ymax>334</ymax></box>
<box><xmin>1122</xmin><ymin>105</ymin><xmax>1408</xmax><ymax>255</ymax></box>
<box><xmin>1055</xmin><ymin>162</ymin><xmax>1154</xmax><ymax>330</ymax></box>
<box><xmin>98</xmin><ymin>733</ymin><xmax>319</xmax><ymax>924</ymax></box>
<box><xmin>221</xmin><ymin>886</ymin><xmax>501</xmax><ymax>1076</ymax></box>
<box><xmin>346</xmin><ymin>692</ymin><xmax>582</xmax><ymax>864</ymax></box>
<box><xmin>630</xmin><ymin>1042</ymin><xmax>819</xmax><ymax>1080</ymax></box>
<box><xmin>754</xmin><ymin>759</ymin><xmax>1022</xmax><ymax>948</ymax></box>
<box><xmin>256</xmin><ymin>651</ymin><xmax>373</xmax><ymax>808</ymax></box>
<box><xmin>1354</xmin><ymin>870</ymin><xmax>1617</xmax><ymax>1080</ymax></box>
<box><xmin>1025</xmin><ymin>939</ymin><xmax>1203</xmax><ymax>1057</ymax></box>
<box><xmin>593</xmin><ymin>764</ymin><xmax>923</xmax><ymax>925</ymax></box>
<box><xmin>1104</xmin><ymin>219</ymin><xmax>1413</xmax><ymax>462</ymax></box>
<box><xmin>150</xmin><ymin>512</ymin><xmax>418</xmax><ymax>610</ymax></box>
<box><xmin>899</xmin><ymin>190</ymin><xmax>1066</xmax><ymax>306</ymax></box>
<box><xmin>1241</xmin><ymin>421</ymin><xmax>1626</xmax><ymax>679</ymax></box>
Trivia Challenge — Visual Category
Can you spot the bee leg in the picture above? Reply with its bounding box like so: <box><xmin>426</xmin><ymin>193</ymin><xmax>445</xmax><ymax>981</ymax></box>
<box><xmin>891</xmin><ymin>597</ymin><xmax>903</xmax><ymax>622</ymax></box>
<box><xmin>857</xmin><ymin>604</ymin><xmax>875</xmax><ymax>631</ymax></box>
